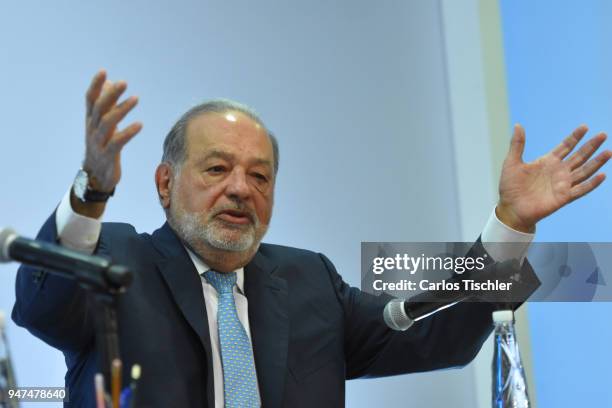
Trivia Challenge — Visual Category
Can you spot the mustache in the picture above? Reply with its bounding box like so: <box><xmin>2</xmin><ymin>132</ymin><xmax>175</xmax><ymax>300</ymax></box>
<box><xmin>211</xmin><ymin>204</ymin><xmax>258</xmax><ymax>224</ymax></box>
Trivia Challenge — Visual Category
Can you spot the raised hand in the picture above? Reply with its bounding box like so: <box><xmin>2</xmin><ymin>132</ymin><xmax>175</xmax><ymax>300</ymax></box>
<box><xmin>497</xmin><ymin>124</ymin><xmax>612</xmax><ymax>232</ymax></box>
<box><xmin>83</xmin><ymin>70</ymin><xmax>142</xmax><ymax>192</ymax></box>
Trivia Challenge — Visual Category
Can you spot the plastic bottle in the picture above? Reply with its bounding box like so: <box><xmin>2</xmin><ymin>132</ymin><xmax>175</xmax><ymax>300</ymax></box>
<box><xmin>492</xmin><ymin>310</ymin><xmax>531</xmax><ymax>408</ymax></box>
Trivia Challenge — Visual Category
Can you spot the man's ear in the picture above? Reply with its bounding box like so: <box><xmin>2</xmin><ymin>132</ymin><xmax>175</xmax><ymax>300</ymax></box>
<box><xmin>155</xmin><ymin>163</ymin><xmax>174</xmax><ymax>209</ymax></box>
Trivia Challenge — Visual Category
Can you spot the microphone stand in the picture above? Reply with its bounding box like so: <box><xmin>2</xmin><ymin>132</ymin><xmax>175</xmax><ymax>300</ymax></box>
<box><xmin>1</xmin><ymin>229</ymin><xmax>134</xmax><ymax>403</ymax></box>
<box><xmin>29</xmin><ymin>260</ymin><xmax>132</xmax><ymax>397</ymax></box>
<box><xmin>92</xmin><ymin>292</ymin><xmax>121</xmax><ymax>390</ymax></box>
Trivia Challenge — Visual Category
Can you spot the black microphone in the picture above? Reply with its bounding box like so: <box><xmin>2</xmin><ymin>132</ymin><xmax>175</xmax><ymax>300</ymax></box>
<box><xmin>0</xmin><ymin>227</ymin><xmax>132</xmax><ymax>292</ymax></box>
<box><xmin>383</xmin><ymin>259</ymin><xmax>525</xmax><ymax>331</ymax></box>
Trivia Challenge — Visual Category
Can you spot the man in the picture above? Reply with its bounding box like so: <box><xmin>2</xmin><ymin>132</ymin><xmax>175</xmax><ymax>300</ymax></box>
<box><xmin>12</xmin><ymin>70</ymin><xmax>612</xmax><ymax>407</ymax></box>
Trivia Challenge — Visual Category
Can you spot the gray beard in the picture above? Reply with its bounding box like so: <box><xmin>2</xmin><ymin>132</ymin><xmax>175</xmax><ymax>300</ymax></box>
<box><xmin>169</xmin><ymin>207</ymin><xmax>262</xmax><ymax>253</ymax></box>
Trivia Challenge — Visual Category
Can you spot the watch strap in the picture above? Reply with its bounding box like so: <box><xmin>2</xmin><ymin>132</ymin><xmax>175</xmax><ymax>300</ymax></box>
<box><xmin>74</xmin><ymin>168</ymin><xmax>115</xmax><ymax>203</ymax></box>
<box><xmin>84</xmin><ymin>186</ymin><xmax>115</xmax><ymax>202</ymax></box>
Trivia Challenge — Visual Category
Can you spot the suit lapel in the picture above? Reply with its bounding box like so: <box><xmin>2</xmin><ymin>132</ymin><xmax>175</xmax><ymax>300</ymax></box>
<box><xmin>151</xmin><ymin>223</ymin><xmax>214</xmax><ymax>407</ymax></box>
<box><xmin>245</xmin><ymin>250</ymin><xmax>289</xmax><ymax>408</ymax></box>
<box><xmin>151</xmin><ymin>224</ymin><xmax>289</xmax><ymax>407</ymax></box>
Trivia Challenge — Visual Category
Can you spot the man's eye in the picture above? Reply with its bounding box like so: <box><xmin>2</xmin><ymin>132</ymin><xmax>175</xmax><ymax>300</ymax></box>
<box><xmin>207</xmin><ymin>166</ymin><xmax>226</xmax><ymax>174</ymax></box>
<box><xmin>252</xmin><ymin>173</ymin><xmax>268</xmax><ymax>182</ymax></box>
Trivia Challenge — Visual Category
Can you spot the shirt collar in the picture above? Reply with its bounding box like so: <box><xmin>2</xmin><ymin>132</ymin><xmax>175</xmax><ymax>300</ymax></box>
<box><xmin>184</xmin><ymin>246</ymin><xmax>245</xmax><ymax>293</ymax></box>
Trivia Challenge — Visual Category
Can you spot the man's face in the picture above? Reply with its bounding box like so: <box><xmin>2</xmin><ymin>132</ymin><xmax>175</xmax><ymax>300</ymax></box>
<box><xmin>167</xmin><ymin>111</ymin><xmax>275</xmax><ymax>255</ymax></box>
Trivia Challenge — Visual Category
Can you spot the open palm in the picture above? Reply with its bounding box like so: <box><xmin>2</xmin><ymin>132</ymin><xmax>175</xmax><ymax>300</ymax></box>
<box><xmin>497</xmin><ymin>124</ymin><xmax>611</xmax><ymax>232</ymax></box>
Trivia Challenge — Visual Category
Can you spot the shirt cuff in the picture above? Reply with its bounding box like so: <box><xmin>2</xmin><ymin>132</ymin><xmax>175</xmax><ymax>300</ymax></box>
<box><xmin>55</xmin><ymin>188</ymin><xmax>102</xmax><ymax>253</ymax></box>
<box><xmin>481</xmin><ymin>207</ymin><xmax>534</xmax><ymax>263</ymax></box>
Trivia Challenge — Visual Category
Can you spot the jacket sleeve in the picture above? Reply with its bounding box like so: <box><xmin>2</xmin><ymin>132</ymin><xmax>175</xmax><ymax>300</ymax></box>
<box><xmin>321</xmin><ymin>239</ymin><xmax>533</xmax><ymax>379</ymax></box>
<box><xmin>11</xmin><ymin>211</ymin><xmax>96</xmax><ymax>353</ymax></box>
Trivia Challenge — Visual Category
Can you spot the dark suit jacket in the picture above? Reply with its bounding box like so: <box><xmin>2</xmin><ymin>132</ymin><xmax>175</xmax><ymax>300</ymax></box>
<box><xmin>13</xmin><ymin>213</ymin><xmax>506</xmax><ymax>407</ymax></box>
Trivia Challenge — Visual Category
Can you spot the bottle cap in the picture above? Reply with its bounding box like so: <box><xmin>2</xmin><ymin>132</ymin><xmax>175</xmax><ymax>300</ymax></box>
<box><xmin>492</xmin><ymin>310</ymin><xmax>514</xmax><ymax>323</ymax></box>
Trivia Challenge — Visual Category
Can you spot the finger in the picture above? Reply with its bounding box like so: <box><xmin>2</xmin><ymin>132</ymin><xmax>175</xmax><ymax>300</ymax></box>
<box><xmin>567</xmin><ymin>132</ymin><xmax>607</xmax><ymax>170</ymax></box>
<box><xmin>97</xmin><ymin>96</ymin><xmax>139</xmax><ymax>146</ymax></box>
<box><xmin>107</xmin><ymin>122</ymin><xmax>143</xmax><ymax>153</ymax></box>
<box><xmin>570</xmin><ymin>173</ymin><xmax>606</xmax><ymax>202</ymax></box>
<box><xmin>551</xmin><ymin>125</ymin><xmax>588</xmax><ymax>159</ymax></box>
<box><xmin>85</xmin><ymin>69</ymin><xmax>107</xmax><ymax>116</ymax></box>
<box><xmin>86</xmin><ymin>81</ymin><xmax>114</xmax><ymax>138</ymax></box>
<box><xmin>571</xmin><ymin>150</ymin><xmax>612</xmax><ymax>186</ymax></box>
<box><xmin>506</xmin><ymin>123</ymin><xmax>526</xmax><ymax>164</ymax></box>
<box><xmin>91</xmin><ymin>80</ymin><xmax>127</xmax><ymax>126</ymax></box>
<box><xmin>88</xmin><ymin>80</ymin><xmax>114</xmax><ymax>127</ymax></box>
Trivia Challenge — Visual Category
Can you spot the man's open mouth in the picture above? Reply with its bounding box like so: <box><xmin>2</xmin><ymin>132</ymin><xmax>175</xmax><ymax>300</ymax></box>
<box><xmin>216</xmin><ymin>209</ymin><xmax>252</xmax><ymax>225</ymax></box>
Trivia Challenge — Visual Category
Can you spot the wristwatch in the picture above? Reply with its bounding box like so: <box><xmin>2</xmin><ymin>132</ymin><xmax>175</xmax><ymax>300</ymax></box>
<box><xmin>73</xmin><ymin>168</ymin><xmax>115</xmax><ymax>203</ymax></box>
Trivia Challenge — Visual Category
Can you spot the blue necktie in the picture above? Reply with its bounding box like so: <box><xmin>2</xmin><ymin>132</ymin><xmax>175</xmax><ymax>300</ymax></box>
<box><xmin>203</xmin><ymin>270</ymin><xmax>260</xmax><ymax>407</ymax></box>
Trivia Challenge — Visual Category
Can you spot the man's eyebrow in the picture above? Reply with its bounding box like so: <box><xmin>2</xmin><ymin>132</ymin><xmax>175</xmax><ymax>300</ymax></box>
<box><xmin>251</xmin><ymin>158</ymin><xmax>273</xmax><ymax>168</ymax></box>
<box><xmin>202</xmin><ymin>150</ymin><xmax>235</xmax><ymax>161</ymax></box>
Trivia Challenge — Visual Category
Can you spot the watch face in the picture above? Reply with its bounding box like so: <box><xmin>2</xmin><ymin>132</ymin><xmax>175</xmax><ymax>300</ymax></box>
<box><xmin>73</xmin><ymin>169</ymin><xmax>89</xmax><ymax>201</ymax></box>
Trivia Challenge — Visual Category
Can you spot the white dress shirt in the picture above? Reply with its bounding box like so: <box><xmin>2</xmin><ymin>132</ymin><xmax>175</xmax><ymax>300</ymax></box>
<box><xmin>54</xmin><ymin>188</ymin><xmax>534</xmax><ymax>407</ymax></box>
<box><xmin>185</xmin><ymin>249</ymin><xmax>260</xmax><ymax>408</ymax></box>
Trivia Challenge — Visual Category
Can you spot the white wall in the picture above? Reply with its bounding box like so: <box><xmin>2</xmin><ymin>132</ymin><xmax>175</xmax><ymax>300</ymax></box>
<box><xmin>0</xmin><ymin>1</ymin><xmax>500</xmax><ymax>406</ymax></box>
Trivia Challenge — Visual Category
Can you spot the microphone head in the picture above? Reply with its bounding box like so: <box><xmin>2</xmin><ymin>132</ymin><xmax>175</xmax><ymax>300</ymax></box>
<box><xmin>383</xmin><ymin>298</ymin><xmax>414</xmax><ymax>331</ymax></box>
<box><xmin>0</xmin><ymin>228</ymin><xmax>18</xmax><ymax>263</ymax></box>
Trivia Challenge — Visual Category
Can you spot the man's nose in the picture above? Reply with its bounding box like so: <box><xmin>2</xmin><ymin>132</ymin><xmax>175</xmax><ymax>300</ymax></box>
<box><xmin>224</xmin><ymin>168</ymin><xmax>251</xmax><ymax>200</ymax></box>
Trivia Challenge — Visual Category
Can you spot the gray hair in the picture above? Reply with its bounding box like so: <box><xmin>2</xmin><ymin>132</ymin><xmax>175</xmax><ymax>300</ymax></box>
<box><xmin>162</xmin><ymin>99</ymin><xmax>279</xmax><ymax>174</ymax></box>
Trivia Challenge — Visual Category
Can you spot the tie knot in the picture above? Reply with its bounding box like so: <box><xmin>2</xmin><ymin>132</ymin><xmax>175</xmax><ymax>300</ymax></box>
<box><xmin>203</xmin><ymin>270</ymin><xmax>237</xmax><ymax>294</ymax></box>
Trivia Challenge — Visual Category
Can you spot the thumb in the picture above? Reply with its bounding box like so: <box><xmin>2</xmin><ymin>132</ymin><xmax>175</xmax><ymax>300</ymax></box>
<box><xmin>506</xmin><ymin>123</ymin><xmax>526</xmax><ymax>164</ymax></box>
